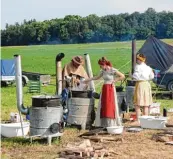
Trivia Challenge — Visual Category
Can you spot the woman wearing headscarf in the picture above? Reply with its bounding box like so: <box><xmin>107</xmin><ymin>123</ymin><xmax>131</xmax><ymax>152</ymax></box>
<box><xmin>83</xmin><ymin>57</ymin><xmax>125</xmax><ymax>127</ymax></box>
<box><xmin>132</xmin><ymin>53</ymin><xmax>154</xmax><ymax>123</ymax></box>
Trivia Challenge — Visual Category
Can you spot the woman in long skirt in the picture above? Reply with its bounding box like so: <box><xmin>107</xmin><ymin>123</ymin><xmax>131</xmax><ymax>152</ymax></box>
<box><xmin>83</xmin><ymin>57</ymin><xmax>125</xmax><ymax>127</ymax></box>
<box><xmin>132</xmin><ymin>53</ymin><xmax>154</xmax><ymax>123</ymax></box>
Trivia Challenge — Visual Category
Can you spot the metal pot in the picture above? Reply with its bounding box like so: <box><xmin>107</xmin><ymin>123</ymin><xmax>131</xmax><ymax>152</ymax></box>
<box><xmin>126</xmin><ymin>80</ymin><xmax>136</xmax><ymax>86</ymax></box>
<box><xmin>68</xmin><ymin>90</ymin><xmax>93</xmax><ymax>98</ymax></box>
<box><xmin>116</xmin><ymin>86</ymin><xmax>124</xmax><ymax>92</ymax></box>
<box><xmin>32</xmin><ymin>95</ymin><xmax>62</xmax><ymax>107</ymax></box>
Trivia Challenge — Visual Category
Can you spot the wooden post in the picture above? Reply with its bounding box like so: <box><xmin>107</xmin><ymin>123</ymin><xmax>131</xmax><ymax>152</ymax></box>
<box><xmin>132</xmin><ymin>39</ymin><xmax>136</xmax><ymax>74</ymax></box>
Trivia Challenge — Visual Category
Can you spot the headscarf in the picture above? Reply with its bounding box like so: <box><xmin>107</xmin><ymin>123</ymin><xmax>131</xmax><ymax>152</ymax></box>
<box><xmin>98</xmin><ymin>57</ymin><xmax>112</xmax><ymax>67</ymax></box>
<box><xmin>136</xmin><ymin>53</ymin><xmax>146</xmax><ymax>62</ymax></box>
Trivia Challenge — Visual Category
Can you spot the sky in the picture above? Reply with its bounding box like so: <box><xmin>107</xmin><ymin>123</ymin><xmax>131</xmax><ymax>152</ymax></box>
<box><xmin>1</xmin><ymin>0</ymin><xmax>173</xmax><ymax>29</ymax></box>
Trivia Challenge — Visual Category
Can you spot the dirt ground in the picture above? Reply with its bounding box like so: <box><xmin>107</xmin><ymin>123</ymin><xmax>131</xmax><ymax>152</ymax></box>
<box><xmin>1</xmin><ymin>113</ymin><xmax>173</xmax><ymax>159</ymax></box>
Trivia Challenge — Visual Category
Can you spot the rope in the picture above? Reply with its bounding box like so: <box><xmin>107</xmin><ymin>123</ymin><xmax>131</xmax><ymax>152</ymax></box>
<box><xmin>94</xmin><ymin>80</ymin><xmax>104</xmax><ymax>89</ymax></box>
<box><xmin>94</xmin><ymin>60</ymin><xmax>131</xmax><ymax>89</ymax></box>
<box><xmin>117</xmin><ymin>60</ymin><xmax>131</xmax><ymax>71</ymax></box>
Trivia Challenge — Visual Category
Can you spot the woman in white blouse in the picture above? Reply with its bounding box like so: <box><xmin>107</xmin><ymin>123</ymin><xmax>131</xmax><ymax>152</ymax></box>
<box><xmin>132</xmin><ymin>53</ymin><xmax>154</xmax><ymax>123</ymax></box>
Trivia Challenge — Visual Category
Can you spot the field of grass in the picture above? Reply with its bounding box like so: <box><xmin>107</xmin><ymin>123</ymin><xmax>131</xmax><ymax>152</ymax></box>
<box><xmin>2</xmin><ymin>39</ymin><xmax>173</xmax><ymax>76</ymax></box>
<box><xmin>0</xmin><ymin>40</ymin><xmax>151</xmax><ymax>75</ymax></box>
<box><xmin>1</xmin><ymin>39</ymin><xmax>173</xmax><ymax>159</ymax></box>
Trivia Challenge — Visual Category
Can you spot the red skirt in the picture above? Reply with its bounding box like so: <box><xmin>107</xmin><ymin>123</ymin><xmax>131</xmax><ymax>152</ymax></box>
<box><xmin>100</xmin><ymin>84</ymin><xmax>116</xmax><ymax>119</ymax></box>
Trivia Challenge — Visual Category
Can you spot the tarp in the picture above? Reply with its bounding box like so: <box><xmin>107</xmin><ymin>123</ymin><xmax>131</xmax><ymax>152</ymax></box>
<box><xmin>164</xmin><ymin>64</ymin><xmax>173</xmax><ymax>73</ymax></box>
<box><xmin>138</xmin><ymin>36</ymin><xmax>173</xmax><ymax>72</ymax></box>
<box><xmin>1</xmin><ymin>59</ymin><xmax>15</xmax><ymax>76</ymax></box>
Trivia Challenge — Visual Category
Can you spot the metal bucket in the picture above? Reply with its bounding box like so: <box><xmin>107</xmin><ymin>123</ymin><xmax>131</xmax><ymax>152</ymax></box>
<box><xmin>117</xmin><ymin>92</ymin><xmax>126</xmax><ymax>114</ymax></box>
<box><xmin>126</xmin><ymin>86</ymin><xmax>135</xmax><ymax>108</ymax></box>
<box><xmin>116</xmin><ymin>86</ymin><xmax>124</xmax><ymax>92</ymax></box>
<box><xmin>126</xmin><ymin>80</ymin><xmax>136</xmax><ymax>86</ymax></box>
<box><xmin>30</xmin><ymin>106</ymin><xmax>63</xmax><ymax>136</ymax></box>
<box><xmin>67</xmin><ymin>98</ymin><xmax>95</xmax><ymax>130</ymax></box>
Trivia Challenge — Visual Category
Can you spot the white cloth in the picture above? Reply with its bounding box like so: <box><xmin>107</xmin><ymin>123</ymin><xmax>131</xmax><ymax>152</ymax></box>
<box><xmin>132</xmin><ymin>63</ymin><xmax>154</xmax><ymax>81</ymax></box>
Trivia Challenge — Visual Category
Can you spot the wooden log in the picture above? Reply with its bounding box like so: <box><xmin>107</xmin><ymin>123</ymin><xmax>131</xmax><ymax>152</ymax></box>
<box><xmin>93</xmin><ymin>152</ymin><xmax>98</xmax><ymax>158</ymax></box>
<box><xmin>79</xmin><ymin>128</ymin><xmax>106</xmax><ymax>137</ymax></box>
<box><xmin>59</xmin><ymin>152</ymin><xmax>66</xmax><ymax>158</ymax></box>
<box><xmin>65</xmin><ymin>150</ymin><xmax>74</xmax><ymax>155</ymax></box>
<box><xmin>163</xmin><ymin>129</ymin><xmax>173</xmax><ymax>135</ymax></box>
<box><xmin>165</xmin><ymin>141</ymin><xmax>173</xmax><ymax>145</ymax></box>
<box><xmin>66</xmin><ymin>155</ymin><xmax>79</xmax><ymax>159</ymax></box>
<box><xmin>59</xmin><ymin>154</ymin><xmax>74</xmax><ymax>158</ymax></box>
<box><xmin>73</xmin><ymin>151</ymin><xmax>83</xmax><ymax>157</ymax></box>
<box><xmin>60</xmin><ymin>153</ymin><xmax>84</xmax><ymax>159</ymax></box>
<box><xmin>166</xmin><ymin>124</ymin><xmax>173</xmax><ymax>128</ymax></box>
<box><xmin>101</xmin><ymin>152</ymin><xmax>106</xmax><ymax>158</ymax></box>
<box><xmin>82</xmin><ymin>136</ymin><xmax>122</xmax><ymax>142</ymax></box>
<box><xmin>63</xmin><ymin>146</ymin><xmax>94</xmax><ymax>156</ymax></box>
<box><xmin>78</xmin><ymin>139</ymin><xmax>91</xmax><ymax>148</ymax></box>
<box><xmin>109</xmin><ymin>149</ymin><xmax>120</xmax><ymax>155</ymax></box>
<box><xmin>90</xmin><ymin>151</ymin><xmax>95</xmax><ymax>157</ymax></box>
<box><xmin>63</xmin><ymin>148</ymin><xmax>85</xmax><ymax>153</ymax></box>
<box><xmin>93</xmin><ymin>145</ymin><xmax>103</xmax><ymax>150</ymax></box>
<box><xmin>152</xmin><ymin>134</ymin><xmax>173</xmax><ymax>142</ymax></box>
<box><xmin>156</xmin><ymin>136</ymin><xmax>170</xmax><ymax>142</ymax></box>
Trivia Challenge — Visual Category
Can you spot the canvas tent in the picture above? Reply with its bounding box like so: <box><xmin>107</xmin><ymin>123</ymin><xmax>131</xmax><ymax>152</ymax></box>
<box><xmin>138</xmin><ymin>36</ymin><xmax>173</xmax><ymax>72</ymax></box>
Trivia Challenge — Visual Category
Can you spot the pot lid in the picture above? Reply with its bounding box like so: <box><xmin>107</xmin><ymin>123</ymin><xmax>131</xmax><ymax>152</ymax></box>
<box><xmin>32</xmin><ymin>95</ymin><xmax>61</xmax><ymax>99</ymax></box>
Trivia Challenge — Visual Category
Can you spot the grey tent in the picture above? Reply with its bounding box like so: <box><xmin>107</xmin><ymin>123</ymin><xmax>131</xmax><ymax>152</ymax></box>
<box><xmin>138</xmin><ymin>36</ymin><xmax>173</xmax><ymax>72</ymax></box>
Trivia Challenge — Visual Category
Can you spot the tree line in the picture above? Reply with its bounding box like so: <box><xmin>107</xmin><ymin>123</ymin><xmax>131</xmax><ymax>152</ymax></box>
<box><xmin>1</xmin><ymin>8</ymin><xmax>173</xmax><ymax>46</ymax></box>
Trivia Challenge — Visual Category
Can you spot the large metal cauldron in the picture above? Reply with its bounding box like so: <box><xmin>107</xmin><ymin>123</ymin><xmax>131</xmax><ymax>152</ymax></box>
<box><xmin>68</xmin><ymin>90</ymin><xmax>93</xmax><ymax>98</ymax></box>
<box><xmin>32</xmin><ymin>95</ymin><xmax>62</xmax><ymax>107</ymax></box>
<box><xmin>67</xmin><ymin>98</ymin><xmax>95</xmax><ymax>130</ymax></box>
<box><xmin>30</xmin><ymin>95</ymin><xmax>63</xmax><ymax>136</ymax></box>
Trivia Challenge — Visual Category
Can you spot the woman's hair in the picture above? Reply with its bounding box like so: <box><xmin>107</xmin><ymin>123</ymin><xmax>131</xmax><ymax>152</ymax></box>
<box><xmin>136</xmin><ymin>53</ymin><xmax>146</xmax><ymax>62</ymax></box>
<box><xmin>98</xmin><ymin>57</ymin><xmax>112</xmax><ymax>67</ymax></box>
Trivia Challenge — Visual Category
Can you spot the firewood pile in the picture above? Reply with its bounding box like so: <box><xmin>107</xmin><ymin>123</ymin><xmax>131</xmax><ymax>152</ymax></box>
<box><xmin>152</xmin><ymin>129</ymin><xmax>173</xmax><ymax>145</ymax></box>
<box><xmin>58</xmin><ymin>139</ymin><xmax>119</xmax><ymax>159</ymax></box>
